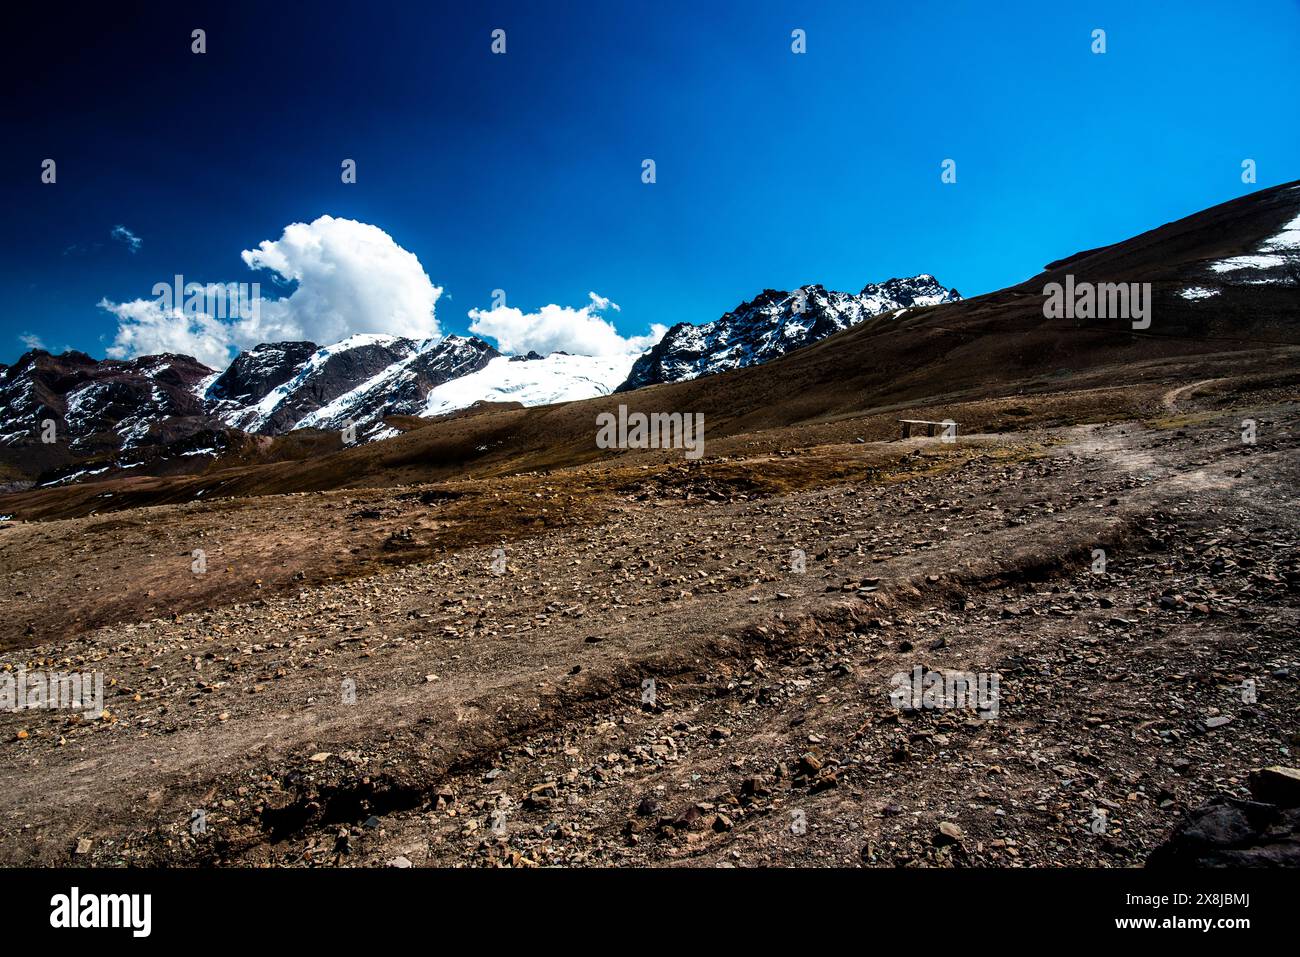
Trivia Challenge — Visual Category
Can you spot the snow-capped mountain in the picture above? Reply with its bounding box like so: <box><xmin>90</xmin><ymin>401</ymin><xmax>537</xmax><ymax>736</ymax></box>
<box><xmin>0</xmin><ymin>273</ymin><xmax>958</xmax><ymax>488</ymax></box>
<box><xmin>200</xmin><ymin>335</ymin><xmax>632</xmax><ymax>438</ymax></box>
<box><xmin>0</xmin><ymin>349</ymin><xmax>228</xmax><ymax>486</ymax></box>
<box><xmin>293</xmin><ymin>335</ymin><xmax>500</xmax><ymax>439</ymax></box>
<box><xmin>617</xmin><ymin>275</ymin><xmax>960</xmax><ymax>392</ymax></box>
<box><xmin>203</xmin><ymin>340</ymin><xmax>318</xmax><ymax>410</ymax></box>
<box><xmin>207</xmin><ymin>334</ymin><xmax>418</xmax><ymax>434</ymax></box>
<box><xmin>0</xmin><ymin>333</ymin><xmax>600</xmax><ymax>485</ymax></box>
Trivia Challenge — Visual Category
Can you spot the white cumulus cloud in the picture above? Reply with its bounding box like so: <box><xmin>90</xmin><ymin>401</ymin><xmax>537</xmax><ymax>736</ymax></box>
<box><xmin>241</xmin><ymin>215</ymin><xmax>442</xmax><ymax>346</ymax></box>
<box><xmin>101</xmin><ymin>299</ymin><xmax>236</xmax><ymax>369</ymax></box>
<box><xmin>468</xmin><ymin>292</ymin><xmax>664</xmax><ymax>357</ymax></box>
<box><xmin>100</xmin><ymin>216</ymin><xmax>442</xmax><ymax>370</ymax></box>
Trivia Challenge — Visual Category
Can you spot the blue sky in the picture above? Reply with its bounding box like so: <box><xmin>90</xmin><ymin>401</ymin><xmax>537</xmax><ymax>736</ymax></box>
<box><xmin>2</xmin><ymin>0</ymin><xmax>1298</xmax><ymax>367</ymax></box>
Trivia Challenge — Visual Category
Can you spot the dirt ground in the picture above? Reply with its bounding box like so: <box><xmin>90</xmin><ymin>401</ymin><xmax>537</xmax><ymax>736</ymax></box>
<box><xmin>0</xmin><ymin>377</ymin><xmax>1296</xmax><ymax>867</ymax></box>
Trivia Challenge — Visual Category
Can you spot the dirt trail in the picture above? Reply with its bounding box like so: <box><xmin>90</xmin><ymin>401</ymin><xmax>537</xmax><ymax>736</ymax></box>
<box><xmin>1161</xmin><ymin>377</ymin><xmax>1229</xmax><ymax>411</ymax></box>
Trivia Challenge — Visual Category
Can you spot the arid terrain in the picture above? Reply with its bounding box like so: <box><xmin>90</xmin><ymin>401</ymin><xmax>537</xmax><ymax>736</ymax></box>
<box><xmin>2</xmin><ymin>367</ymin><xmax>1296</xmax><ymax>866</ymax></box>
<box><xmin>4</xmin><ymin>183</ymin><xmax>1300</xmax><ymax>868</ymax></box>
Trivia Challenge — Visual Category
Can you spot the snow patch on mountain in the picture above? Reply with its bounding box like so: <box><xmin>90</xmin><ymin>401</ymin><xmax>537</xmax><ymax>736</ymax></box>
<box><xmin>1206</xmin><ymin>210</ymin><xmax>1300</xmax><ymax>285</ymax></box>
<box><xmin>193</xmin><ymin>371</ymin><xmax>221</xmax><ymax>401</ymax></box>
<box><xmin>422</xmin><ymin>353</ymin><xmax>634</xmax><ymax>418</ymax></box>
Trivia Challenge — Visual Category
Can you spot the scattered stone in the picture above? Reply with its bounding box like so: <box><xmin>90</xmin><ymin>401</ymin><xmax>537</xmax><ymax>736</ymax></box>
<box><xmin>935</xmin><ymin>821</ymin><xmax>964</xmax><ymax>845</ymax></box>
<box><xmin>1249</xmin><ymin>767</ymin><xmax>1300</xmax><ymax>808</ymax></box>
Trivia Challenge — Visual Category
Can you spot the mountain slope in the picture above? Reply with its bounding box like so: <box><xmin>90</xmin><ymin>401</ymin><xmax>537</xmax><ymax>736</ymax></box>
<box><xmin>15</xmin><ymin>178</ymin><xmax>1289</xmax><ymax>514</ymax></box>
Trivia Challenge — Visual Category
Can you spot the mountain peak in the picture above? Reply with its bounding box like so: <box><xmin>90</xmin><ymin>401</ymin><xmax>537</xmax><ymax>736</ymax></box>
<box><xmin>617</xmin><ymin>273</ymin><xmax>960</xmax><ymax>392</ymax></box>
